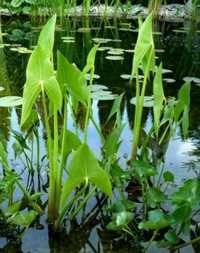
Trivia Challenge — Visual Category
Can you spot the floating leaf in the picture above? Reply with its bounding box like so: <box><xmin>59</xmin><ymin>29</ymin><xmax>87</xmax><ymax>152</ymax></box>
<box><xmin>183</xmin><ymin>76</ymin><xmax>200</xmax><ymax>83</ymax></box>
<box><xmin>130</xmin><ymin>96</ymin><xmax>154</xmax><ymax>107</ymax></box>
<box><xmin>163</xmin><ymin>78</ymin><xmax>176</xmax><ymax>83</ymax></box>
<box><xmin>105</xmin><ymin>55</ymin><xmax>124</xmax><ymax>61</ymax></box>
<box><xmin>107</xmin><ymin>49</ymin><xmax>124</xmax><ymax>55</ymax></box>
<box><xmin>120</xmin><ymin>74</ymin><xmax>131</xmax><ymax>80</ymax></box>
<box><xmin>0</xmin><ymin>96</ymin><xmax>23</xmax><ymax>107</ymax></box>
<box><xmin>92</xmin><ymin>38</ymin><xmax>111</xmax><ymax>43</ymax></box>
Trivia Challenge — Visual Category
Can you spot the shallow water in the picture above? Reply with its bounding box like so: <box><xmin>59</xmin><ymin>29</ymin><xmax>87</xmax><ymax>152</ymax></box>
<box><xmin>0</xmin><ymin>16</ymin><xmax>200</xmax><ymax>253</ymax></box>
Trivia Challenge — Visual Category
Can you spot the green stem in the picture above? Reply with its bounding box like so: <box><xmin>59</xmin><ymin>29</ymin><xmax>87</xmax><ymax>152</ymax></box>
<box><xmin>70</xmin><ymin>187</ymin><xmax>96</xmax><ymax>219</ymax></box>
<box><xmin>171</xmin><ymin>236</ymin><xmax>200</xmax><ymax>251</ymax></box>
<box><xmin>131</xmin><ymin>49</ymin><xmax>153</xmax><ymax>161</ymax></box>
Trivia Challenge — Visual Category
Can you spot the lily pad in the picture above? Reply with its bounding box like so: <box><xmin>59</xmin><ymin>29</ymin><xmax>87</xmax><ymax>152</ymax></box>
<box><xmin>91</xmin><ymin>84</ymin><xmax>108</xmax><ymax>92</ymax></box>
<box><xmin>163</xmin><ymin>78</ymin><xmax>176</xmax><ymax>83</ymax></box>
<box><xmin>107</xmin><ymin>48</ymin><xmax>124</xmax><ymax>55</ymax></box>
<box><xmin>0</xmin><ymin>96</ymin><xmax>23</xmax><ymax>107</ymax></box>
<box><xmin>92</xmin><ymin>37</ymin><xmax>111</xmax><ymax>44</ymax></box>
<box><xmin>124</xmin><ymin>49</ymin><xmax>134</xmax><ymax>53</ymax></box>
<box><xmin>120</xmin><ymin>74</ymin><xmax>131</xmax><ymax>80</ymax></box>
<box><xmin>105</xmin><ymin>55</ymin><xmax>124</xmax><ymax>61</ymax></box>
<box><xmin>162</xmin><ymin>68</ymin><xmax>173</xmax><ymax>74</ymax></box>
<box><xmin>183</xmin><ymin>76</ymin><xmax>200</xmax><ymax>83</ymax></box>
<box><xmin>85</xmin><ymin>73</ymin><xmax>100</xmax><ymax>80</ymax></box>
<box><xmin>77</xmin><ymin>27</ymin><xmax>91</xmax><ymax>33</ymax></box>
<box><xmin>97</xmin><ymin>46</ymin><xmax>112</xmax><ymax>51</ymax></box>
<box><xmin>130</xmin><ymin>96</ymin><xmax>154</xmax><ymax>107</ymax></box>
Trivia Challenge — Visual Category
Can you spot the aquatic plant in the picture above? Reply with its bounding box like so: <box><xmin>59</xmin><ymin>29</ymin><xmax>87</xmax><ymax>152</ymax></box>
<box><xmin>130</xmin><ymin>13</ymin><xmax>190</xmax><ymax>161</ymax></box>
<box><xmin>20</xmin><ymin>15</ymin><xmax>112</xmax><ymax>230</ymax></box>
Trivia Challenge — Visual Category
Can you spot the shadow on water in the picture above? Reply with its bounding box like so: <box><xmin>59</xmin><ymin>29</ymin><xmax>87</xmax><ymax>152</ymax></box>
<box><xmin>1</xmin><ymin>16</ymin><xmax>200</xmax><ymax>253</ymax></box>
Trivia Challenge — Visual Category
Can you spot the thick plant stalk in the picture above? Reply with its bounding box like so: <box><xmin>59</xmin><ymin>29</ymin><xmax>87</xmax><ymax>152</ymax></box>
<box><xmin>131</xmin><ymin>49</ymin><xmax>154</xmax><ymax>161</ymax></box>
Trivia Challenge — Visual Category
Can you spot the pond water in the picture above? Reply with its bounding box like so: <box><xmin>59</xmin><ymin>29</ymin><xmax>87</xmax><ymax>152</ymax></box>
<box><xmin>0</xmin><ymin>16</ymin><xmax>200</xmax><ymax>253</ymax></box>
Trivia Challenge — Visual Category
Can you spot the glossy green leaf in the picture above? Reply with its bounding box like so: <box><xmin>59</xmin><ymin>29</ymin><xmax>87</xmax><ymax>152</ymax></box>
<box><xmin>170</xmin><ymin>204</ymin><xmax>192</xmax><ymax>224</ymax></box>
<box><xmin>132</xmin><ymin>160</ymin><xmax>156</xmax><ymax>178</ymax></box>
<box><xmin>103</xmin><ymin>124</ymin><xmax>124</xmax><ymax>159</ymax></box>
<box><xmin>83</xmin><ymin>45</ymin><xmax>98</xmax><ymax>73</ymax></box>
<box><xmin>171</xmin><ymin>179</ymin><xmax>200</xmax><ymax>208</ymax></box>
<box><xmin>139</xmin><ymin>209</ymin><xmax>169</xmax><ymax>230</ymax></box>
<box><xmin>107</xmin><ymin>211</ymin><xmax>133</xmax><ymax>230</ymax></box>
<box><xmin>147</xmin><ymin>187</ymin><xmax>166</xmax><ymax>208</ymax></box>
<box><xmin>60</xmin><ymin>144</ymin><xmax>112</xmax><ymax>209</ymax></box>
<box><xmin>21</xmin><ymin>46</ymin><xmax>62</xmax><ymax>127</ymax></box>
<box><xmin>131</xmin><ymin>13</ymin><xmax>155</xmax><ymax>77</ymax></box>
<box><xmin>38</xmin><ymin>15</ymin><xmax>56</xmax><ymax>58</ymax></box>
<box><xmin>174</xmin><ymin>82</ymin><xmax>190</xmax><ymax>121</ymax></box>
<box><xmin>107</xmin><ymin>94</ymin><xmax>124</xmax><ymax>122</ymax></box>
<box><xmin>56</xmin><ymin>51</ymin><xmax>89</xmax><ymax>104</ymax></box>
<box><xmin>62</xmin><ymin>129</ymin><xmax>81</xmax><ymax>164</ymax></box>
<box><xmin>8</xmin><ymin>210</ymin><xmax>38</xmax><ymax>227</ymax></box>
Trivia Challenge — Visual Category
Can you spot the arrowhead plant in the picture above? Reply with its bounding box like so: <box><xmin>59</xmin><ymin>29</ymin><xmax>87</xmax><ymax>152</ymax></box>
<box><xmin>20</xmin><ymin>15</ymin><xmax>112</xmax><ymax>230</ymax></box>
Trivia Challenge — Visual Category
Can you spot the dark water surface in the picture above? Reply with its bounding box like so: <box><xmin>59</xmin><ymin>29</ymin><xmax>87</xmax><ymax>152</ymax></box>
<box><xmin>0</xmin><ymin>16</ymin><xmax>200</xmax><ymax>253</ymax></box>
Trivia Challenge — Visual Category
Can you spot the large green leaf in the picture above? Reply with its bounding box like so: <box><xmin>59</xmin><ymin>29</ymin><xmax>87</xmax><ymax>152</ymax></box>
<box><xmin>131</xmin><ymin>13</ymin><xmax>155</xmax><ymax>77</ymax></box>
<box><xmin>82</xmin><ymin>45</ymin><xmax>98</xmax><ymax>74</ymax></box>
<box><xmin>171</xmin><ymin>179</ymin><xmax>200</xmax><ymax>208</ymax></box>
<box><xmin>38</xmin><ymin>15</ymin><xmax>56</xmax><ymax>58</ymax></box>
<box><xmin>57</xmin><ymin>51</ymin><xmax>89</xmax><ymax>104</ymax></box>
<box><xmin>139</xmin><ymin>209</ymin><xmax>169</xmax><ymax>230</ymax></box>
<box><xmin>8</xmin><ymin>210</ymin><xmax>38</xmax><ymax>227</ymax></box>
<box><xmin>21</xmin><ymin>47</ymin><xmax>62</xmax><ymax>127</ymax></box>
<box><xmin>62</xmin><ymin>129</ymin><xmax>82</xmax><ymax>164</ymax></box>
<box><xmin>103</xmin><ymin>124</ymin><xmax>124</xmax><ymax>159</ymax></box>
<box><xmin>60</xmin><ymin>144</ymin><xmax>112</xmax><ymax>209</ymax></box>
